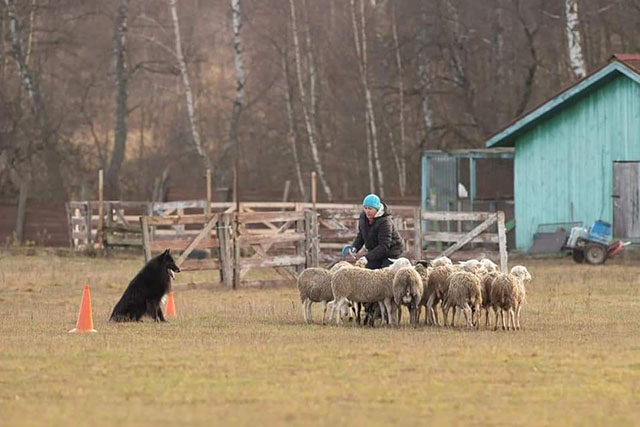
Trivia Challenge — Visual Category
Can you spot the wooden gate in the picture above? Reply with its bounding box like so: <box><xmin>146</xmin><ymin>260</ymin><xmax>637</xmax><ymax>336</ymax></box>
<box><xmin>422</xmin><ymin>211</ymin><xmax>508</xmax><ymax>272</ymax></box>
<box><xmin>228</xmin><ymin>209</ymin><xmax>318</xmax><ymax>288</ymax></box>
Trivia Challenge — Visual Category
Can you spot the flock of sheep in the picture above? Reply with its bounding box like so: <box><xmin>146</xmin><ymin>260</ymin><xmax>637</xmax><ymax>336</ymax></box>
<box><xmin>297</xmin><ymin>255</ymin><xmax>532</xmax><ymax>330</ymax></box>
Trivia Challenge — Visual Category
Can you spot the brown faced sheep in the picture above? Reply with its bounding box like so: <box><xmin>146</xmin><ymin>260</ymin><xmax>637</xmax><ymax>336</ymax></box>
<box><xmin>480</xmin><ymin>270</ymin><xmax>500</xmax><ymax>328</ymax></box>
<box><xmin>443</xmin><ymin>271</ymin><xmax>483</xmax><ymax>328</ymax></box>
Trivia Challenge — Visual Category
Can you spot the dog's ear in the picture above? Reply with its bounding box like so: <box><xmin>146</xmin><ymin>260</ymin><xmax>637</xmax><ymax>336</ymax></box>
<box><xmin>162</xmin><ymin>248</ymin><xmax>171</xmax><ymax>256</ymax></box>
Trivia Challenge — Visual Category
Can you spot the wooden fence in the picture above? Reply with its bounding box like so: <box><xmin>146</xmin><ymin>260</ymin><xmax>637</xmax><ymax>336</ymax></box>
<box><xmin>66</xmin><ymin>199</ymin><xmax>510</xmax><ymax>285</ymax></box>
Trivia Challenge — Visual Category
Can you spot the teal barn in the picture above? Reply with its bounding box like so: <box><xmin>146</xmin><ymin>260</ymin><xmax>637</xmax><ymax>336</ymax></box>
<box><xmin>486</xmin><ymin>54</ymin><xmax>640</xmax><ymax>250</ymax></box>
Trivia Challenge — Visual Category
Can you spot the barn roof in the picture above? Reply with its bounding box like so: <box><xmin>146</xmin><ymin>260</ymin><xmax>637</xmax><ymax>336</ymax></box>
<box><xmin>486</xmin><ymin>55</ymin><xmax>640</xmax><ymax>148</ymax></box>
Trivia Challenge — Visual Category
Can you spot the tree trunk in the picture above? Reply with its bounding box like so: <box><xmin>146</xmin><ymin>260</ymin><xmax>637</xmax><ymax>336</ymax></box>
<box><xmin>391</xmin><ymin>2</ymin><xmax>406</xmax><ymax>196</ymax></box>
<box><xmin>281</xmin><ymin>49</ymin><xmax>306</xmax><ymax>201</ymax></box>
<box><xmin>169</xmin><ymin>0</ymin><xmax>213</xmax><ymax>172</ymax></box>
<box><xmin>289</xmin><ymin>0</ymin><xmax>332</xmax><ymax>200</ymax></box>
<box><xmin>106</xmin><ymin>0</ymin><xmax>129</xmax><ymax>199</ymax></box>
<box><xmin>3</xmin><ymin>0</ymin><xmax>65</xmax><ymax>199</ymax></box>
<box><xmin>350</xmin><ymin>0</ymin><xmax>384</xmax><ymax>196</ymax></box>
<box><xmin>565</xmin><ymin>0</ymin><xmax>587</xmax><ymax>79</ymax></box>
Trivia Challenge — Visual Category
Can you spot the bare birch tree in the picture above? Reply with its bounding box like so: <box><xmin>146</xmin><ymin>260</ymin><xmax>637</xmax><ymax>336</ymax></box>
<box><xmin>227</xmin><ymin>0</ymin><xmax>245</xmax><ymax>187</ymax></box>
<box><xmin>391</xmin><ymin>2</ymin><xmax>406</xmax><ymax>196</ymax></box>
<box><xmin>289</xmin><ymin>0</ymin><xmax>332</xmax><ymax>200</ymax></box>
<box><xmin>106</xmin><ymin>0</ymin><xmax>130</xmax><ymax>199</ymax></box>
<box><xmin>169</xmin><ymin>0</ymin><xmax>213</xmax><ymax>172</ymax></box>
<box><xmin>350</xmin><ymin>0</ymin><xmax>384</xmax><ymax>196</ymax></box>
<box><xmin>281</xmin><ymin>48</ymin><xmax>306</xmax><ymax>200</ymax></box>
<box><xmin>565</xmin><ymin>0</ymin><xmax>587</xmax><ymax>79</ymax></box>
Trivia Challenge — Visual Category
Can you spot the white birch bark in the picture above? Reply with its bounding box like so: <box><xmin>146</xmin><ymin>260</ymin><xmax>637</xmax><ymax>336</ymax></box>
<box><xmin>349</xmin><ymin>0</ymin><xmax>374</xmax><ymax>194</ymax></box>
<box><xmin>169</xmin><ymin>0</ymin><xmax>212</xmax><ymax>171</ymax></box>
<box><xmin>565</xmin><ymin>0</ymin><xmax>587</xmax><ymax>79</ymax></box>
<box><xmin>229</xmin><ymin>0</ymin><xmax>245</xmax><ymax>174</ymax></box>
<box><xmin>350</xmin><ymin>0</ymin><xmax>384</xmax><ymax>196</ymax></box>
<box><xmin>289</xmin><ymin>0</ymin><xmax>332</xmax><ymax>200</ymax></box>
<box><xmin>281</xmin><ymin>49</ymin><xmax>306</xmax><ymax>200</ymax></box>
<box><xmin>25</xmin><ymin>0</ymin><xmax>36</xmax><ymax>66</ymax></box>
<box><xmin>391</xmin><ymin>2</ymin><xmax>406</xmax><ymax>196</ymax></box>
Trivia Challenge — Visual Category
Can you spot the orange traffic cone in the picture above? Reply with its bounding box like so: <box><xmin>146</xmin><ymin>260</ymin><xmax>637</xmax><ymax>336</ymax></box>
<box><xmin>165</xmin><ymin>292</ymin><xmax>177</xmax><ymax>318</ymax></box>
<box><xmin>69</xmin><ymin>285</ymin><xmax>97</xmax><ymax>333</ymax></box>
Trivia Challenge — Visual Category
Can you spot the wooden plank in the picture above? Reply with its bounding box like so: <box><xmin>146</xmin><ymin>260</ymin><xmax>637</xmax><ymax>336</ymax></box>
<box><xmin>152</xmin><ymin>200</ymin><xmax>208</xmax><ymax>211</ymax></box>
<box><xmin>423</xmin><ymin>231</ymin><xmax>499</xmax><ymax>243</ymax></box>
<box><xmin>239</xmin><ymin>202</ymin><xmax>298</xmax><ymax>209</ymax></box>
<box><xmin>180</xmin><ymin>258</ymin><xmax>220</xmax><ymax>271</ymax></box>
<box><xmin>149</xmin><ymin>238</ymin><xmax>219</xmax><ymax>252</ymax></box>
<box><xmin>97</xmin><ymin>170</ymin><xmax>104</xmax><ymax>247</ymax></box>
<box><xmin>239</xmin><ymin>255</ymin><xmax>306</xmax><ymax>268</ymax></box>
<box><xmin>175</xmin><ymin>214</ymin><xmax>219</xmax><ymax>267</ymax></box>
<box><xmin>422</xmin><ymin>211</ymin><xmax>494</xmax><ymax>221</ymax></box>
<box><xmin>104</xmin><ymin>233</ymin><xmax>142</xmax><ymax>247</ymax></box>
<box><xmin>441</xmin><ymin>214</ymin><xmax>498</xmax><ymax>258</ymax></box>
<box><xmin>144</xmin><ymin>214</ymin><xmax>217</xmax><ymax>226</ymax></box>
<box><xmin>236</xmin><ymin>232</ymin><xmax>306</xmax><ymax>245</ymax></box>
<box><xmin>318</xmin><ymin>229</ymin><xmax>358</xmax><ymax>240</ymax></box>
<box><xmin>497</xmin><ymin>211</ymin><xmax>508</xmax><ymax>273</ymax></box>
<box><xmin>237</xmin><ymin>211</ymin><xmax>306</xmax><ymax>223</ymax></box>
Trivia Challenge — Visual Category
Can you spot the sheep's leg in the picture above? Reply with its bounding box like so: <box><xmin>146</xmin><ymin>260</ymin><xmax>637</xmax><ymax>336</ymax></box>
<box><xmin>485</xmin><ymin>307</ymin><xmax>490</xmax><ymax>328</ymax></box>
<box><xmin>451</xmin><ymin>306</ymin><xmax>457</xmax><ymax>328</ymax></box>
<box><xmin>327</xmin><ymin>300</ymin><xmax>336</xmax><ymax>323</ymax></box>
<box><xmin>501</xmin><ymin>309</ymin><xmax>507</xmax><ymax>330</ymax></box>
<box><xmin>509</xmin><ymin>308</ymin><xmax>516</xmax><ymax>330</ymax></box>
<box><xmin>416</xmin><ymin>305</ymin><xmax>422</xmax><ymax>324</ymax></box>
<box><xmin>410</xmin><ymin>302</ymin><xmax>418</xmax><ymax>327</ymax></box>
<box><xmin>425</xmin><ymin>294</ymin><xmax>435</xmax><ymax>325</ymax></box>
<box><xmin>492</xmin><ymin>306</ymin><xmax>499</xmax><ymax>331</ymax></box>
<box><xmin>397</xmin><ymin>305</ymin><xmax>403</xmax><ymax>324</ymax></box>
<box><xmin>334</xmin><ymin>298</ymin><xmax>347</xmax><ymax>324</ymax></box>
<box><xmin>516</xmin><ymin>304</ymin><xmax>522</xmax><ymax>330</ymax></box>
<box><xmin>462</xmin><ymin>304</ymin><xmax>472</xmax><ymax>328</ymax></box>
<box><xmin>302</xmin><ymin>299</ymin><xmax>310</xmax><ymax>323</ymax></box>
<box><xmin>384</xmin><ymin>299</ymin><xmax>397</xmax><ymax>327</ymax></box>
<box><xmin>321</xmin><ymin>301</ymin><xmax>328</xmax><ymax>325</ymax></box>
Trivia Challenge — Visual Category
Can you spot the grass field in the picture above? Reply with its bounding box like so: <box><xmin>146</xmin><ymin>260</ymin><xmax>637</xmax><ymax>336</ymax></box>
<box><xmin>1</xmin><ymin>252</ymin><xmax>640</xmax><ymax>426</ymax></box>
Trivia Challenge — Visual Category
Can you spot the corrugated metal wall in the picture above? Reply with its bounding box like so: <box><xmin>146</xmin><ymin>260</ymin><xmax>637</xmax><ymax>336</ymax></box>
<box><xmin>514</xmin><ymin>75</ymin><xmax>640</xmax><ymax>249</ymax></box>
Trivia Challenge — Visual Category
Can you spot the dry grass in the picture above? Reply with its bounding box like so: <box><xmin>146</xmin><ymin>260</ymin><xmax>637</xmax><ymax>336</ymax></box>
<box><xmin>1</xmin><ymin>252</ymin><xmax>640</xmax><ymax>426</ymax></box>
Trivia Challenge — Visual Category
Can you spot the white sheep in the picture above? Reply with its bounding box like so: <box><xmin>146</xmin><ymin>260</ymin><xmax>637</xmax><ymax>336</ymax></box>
<box><xmin>489</xmin><ymin>265</ymin><xmax>530</xmax><ymax>331</ymax></box>
<box><xmin>443</xmin><ymin>271</ymin><xmax>482</xmax><ymax>328</ymax></box>
<box><xmin>328</xmin><ymin>258</ymin><xmax>413</xmax><ymax>326</ymax></box>
<box><xmin>424</xmin><ymin>265</ymin><xmax>454</xmax><ymax>326</ymax></box>
<box><xmin>480</xmin><ymin>258</ymin><xmax>499</xmax><ymax>272</ymax></box>
<box><xmin>479</xmin><ymin>270</ymin><xmax>500</xmax><ymax>328</ymax></box>
<box><xmin>297</xmin><ymin>266</ymin><xmax>353</xmax><ymax>324</ymax></box>
<box><xmin>431</xmin><ymin>256</ymin><xmax>453</xmax><ymax>267</ymax></box>
<box><xmin>414</xmin><ymin>262</ymin><xmax>431</xmax><ymax>324</ymax></box>
<box><xmin>393</xmin><ymin>266</ymin><xmax>424</xmax><ymax>326</ymax></box>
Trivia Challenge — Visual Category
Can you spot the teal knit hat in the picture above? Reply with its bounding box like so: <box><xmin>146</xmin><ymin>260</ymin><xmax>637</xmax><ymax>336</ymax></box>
<box><xmin>362</xmin><ymin>194</ymin><xmax>381</xmax><ymax>210</ymax></box>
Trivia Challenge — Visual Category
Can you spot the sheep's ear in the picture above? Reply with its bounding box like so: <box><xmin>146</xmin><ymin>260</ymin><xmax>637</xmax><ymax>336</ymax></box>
<box><xmin>389</xmin><ymin>258</ymin><xmax>397</xmax><ymax>263</ymax></box>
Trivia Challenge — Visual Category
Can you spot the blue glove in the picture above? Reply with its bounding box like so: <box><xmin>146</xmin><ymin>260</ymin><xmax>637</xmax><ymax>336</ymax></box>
<box><xmin>341</xmin><ymin>245</ymin><xmax>356</xmax><ymax>259</ymax></box>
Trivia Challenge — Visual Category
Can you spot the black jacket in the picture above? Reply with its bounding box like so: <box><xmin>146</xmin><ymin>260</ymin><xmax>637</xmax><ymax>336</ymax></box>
<box><xmin>351</xmin><ymin>203</ymin><xmax>405</xmax><ymax>263</ymax></box>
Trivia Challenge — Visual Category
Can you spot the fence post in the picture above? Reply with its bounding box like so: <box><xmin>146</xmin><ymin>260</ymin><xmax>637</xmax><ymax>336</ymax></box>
<box><xmin>413</xmin><ymin>207</ymin><xmax>422</xmax><ymax>261</ymax></box>
<box><xmin>140</xmin><ymin>216</ymin><xmax>151</xmax><ymax>262</ymax></box>
<box><xmin>97</xmin><ymin>169</ymin><xmax>104</xmax><ymax>247</ymax></box>
<box><xmin>219</xmin><ymin>213</ymin><xmax>234</xmax><ymax>287</ymax></box>
<box><xmin>296</xmin><ymin>212</ymin><xmax>305</xmax><ymax>272</ymax></box>
<box><xmin>233</xmin><ymin>211</ymin><xmax>240</xmax><ymax>289</ymax></box>
<box><xmin>304</xmin><ymin>210</ymin><xmax>319</xmax><ymax>268</ymax></box>
<box><xmin>497</xmin><ymin>211</ymin><xmax>508</xmax><ymax>273</ymax></box>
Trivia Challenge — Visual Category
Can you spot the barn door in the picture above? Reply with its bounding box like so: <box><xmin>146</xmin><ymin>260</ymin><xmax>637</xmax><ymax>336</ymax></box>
<box><xmin>613</xmin><ymin>162</ymin><xmax>640</xmax><ymax>238</ymax></box>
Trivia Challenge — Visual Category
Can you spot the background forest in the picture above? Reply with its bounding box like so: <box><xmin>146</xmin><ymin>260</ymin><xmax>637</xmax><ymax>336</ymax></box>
<box><xmin>1</xmin><ymin>0</ymin><xmax>639</xmax><ymax>203</ymax></box>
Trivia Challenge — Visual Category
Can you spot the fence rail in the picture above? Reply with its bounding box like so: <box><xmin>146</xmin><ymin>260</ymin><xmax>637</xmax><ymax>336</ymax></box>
<box><xmin>67</xmin><ymin>200</ymin><xmax>510</xmax><ymax>285</ymax></box>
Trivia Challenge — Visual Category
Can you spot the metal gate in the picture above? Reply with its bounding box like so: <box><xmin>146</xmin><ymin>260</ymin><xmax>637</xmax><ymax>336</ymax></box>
<box><xmin>613</xmin><ymin>161</ymin><xmax>640</xmax><ymax>238</ymax></box>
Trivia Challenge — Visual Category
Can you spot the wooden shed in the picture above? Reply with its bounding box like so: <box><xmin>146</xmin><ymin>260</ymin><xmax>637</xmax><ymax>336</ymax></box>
<box><xmin>486</xmin><ymin>54</ymin><xmax>640</xmax><ymax>249</ymax></box>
